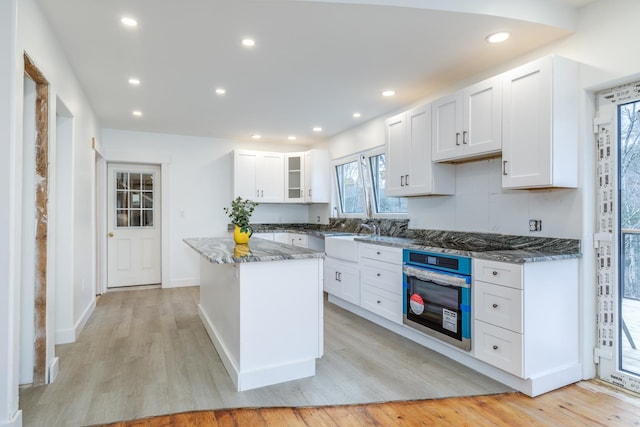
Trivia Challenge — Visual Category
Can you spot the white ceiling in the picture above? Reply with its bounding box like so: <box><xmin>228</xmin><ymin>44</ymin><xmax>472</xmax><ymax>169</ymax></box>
<box><xmin>34</xmin><ymin>0</ymin><xmax>597</xmax><ymax>145</ymax></box>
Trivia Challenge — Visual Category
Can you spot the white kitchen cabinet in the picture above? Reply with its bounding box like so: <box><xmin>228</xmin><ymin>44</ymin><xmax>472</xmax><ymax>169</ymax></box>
<box><xmin>233</xmin><ymin>150</ymin><xmax>284</xmax><ymax>203</ymax></box>
<box><xmin>432</xmin><ymin>75</ymin><xmax>502</xmax><ymax>162</ymax></box>
<box><xmin>358</xmin><ymin>244</ymin><xmax>403</xmax><ymax>324</ymax></box>
<box><xmin>304</xmin><ymin>149</ymin><xmax>330</xmax><ymax>203</ymax></box>
<box><xmin>253</xmin><ymin>232</ymin><xmax>274</xmax><ymax>241</ymax></box>
<box><xmin>385</xmin><ymin>104</ymin><xmax>454</xmax><ymax>197</ymax></box>
<box><xmin>472</xmin><ymin>257</ymin><xmax>580</xmax><ymax>389</ymax></box>
<box><xmin>324</xmin><ymin>257</ymin><xmax>360</xmax><ymax>306</ymax></box>
<box><xmin>285</xmin><ymin>152</ymin><xmax>304</xmax><ymax>203</ymax></box>
<box><xmin>501</xmin><ymin>55</ymin><xmax>578</xmax><ymax>189</ymax></box>
<box><xmin>284</xmin><ymin>150</ymin><xmax>330</xmax><ymax>203</ymax></box>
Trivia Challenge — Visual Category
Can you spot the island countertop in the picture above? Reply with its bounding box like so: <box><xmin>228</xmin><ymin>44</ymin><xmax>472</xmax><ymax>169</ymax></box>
<box><xmin>184</xmin><ymin>237</ymin><xmax>324</xmax><ymax>264</ymax></box>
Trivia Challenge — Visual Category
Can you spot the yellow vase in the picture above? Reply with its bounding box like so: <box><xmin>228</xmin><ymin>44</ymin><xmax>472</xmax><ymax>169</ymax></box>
<box><xmin>233</xmin><ymin>225</ymin><xmax>253</xmax><ymax>244</ymax></box>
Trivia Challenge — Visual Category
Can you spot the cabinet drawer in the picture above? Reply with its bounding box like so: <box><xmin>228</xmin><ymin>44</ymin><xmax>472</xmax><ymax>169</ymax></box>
<box><xmin>361</xmin><ymin>285</ymin><xmax>403</xmax><ymax>324</ymax></box>
<box><xmin>474</xmin><ymin>281</ymin><xmax>523</xmax><ymax>333</ymax></box>
<box><xmin>473</xmin><ymin>259</ymin><xmax>522</xmax><ymax>289</ymax></box>
<box><xmin>360</xmin><ymin>259</ymin><xmax>402</xmax><ymax>295</ymax></box>
<box><xmin>359</xmin><ymin>243</ymin><xmax>402</xmax><ymax>265</ymax></box>
<box><xmin>474</xmin><ymin>320</ymin><xmax>523</xmax><ymax>377</ymax></box>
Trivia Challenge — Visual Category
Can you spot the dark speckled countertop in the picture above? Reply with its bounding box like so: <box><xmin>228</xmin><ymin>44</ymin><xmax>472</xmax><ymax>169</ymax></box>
<box><xmin>249</xmin><ymin>219</ymin><xmax>581</xmax><ymax>264</ymax></box>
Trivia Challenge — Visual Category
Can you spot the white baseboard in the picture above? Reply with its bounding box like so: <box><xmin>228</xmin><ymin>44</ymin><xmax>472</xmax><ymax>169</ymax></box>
<box><xmin>0</xmin><ymin>410</ymin><xmax>22</xmax><ymax>427</ymax></box>
<box><xmin>163</xmin><ymin>278</ymin><xmax>199</xmax><ymax>289</ymax></box>
<box><xmin>56</xmin><ymin>297</ymin><xmax>96</xmax><ymax>344</ymax></box>
<box><xmin>47</xmin><ymin>357</ymin><xmax>59</xmax><ymax>384</ymax></box>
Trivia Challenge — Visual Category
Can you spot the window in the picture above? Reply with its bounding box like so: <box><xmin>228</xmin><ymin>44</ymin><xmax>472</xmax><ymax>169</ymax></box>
<box><xmin>115</xmin><ymin>171</ymin><xmax>155</xmax><ymax>227</ymax></box>
<box><xmin>369</xmin><ymin>153</ymin><xmax>408</xmax><ymax>214</ymax></box>
<box><xmin>335</xmin><ymin>159</ymin><xmax>364</xmax><ymax>214</ymax></box>
<box><xmin>334</xmin><ymin>148</ymin><xmax>407</xmax><ymax>217</ymax></box>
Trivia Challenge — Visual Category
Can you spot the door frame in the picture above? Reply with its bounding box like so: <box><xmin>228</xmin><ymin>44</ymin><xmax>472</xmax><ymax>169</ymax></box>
<box><xmin>96</xmin><ymin>146</ymin><xmax>171</xmax><ymax>290</ymax></box>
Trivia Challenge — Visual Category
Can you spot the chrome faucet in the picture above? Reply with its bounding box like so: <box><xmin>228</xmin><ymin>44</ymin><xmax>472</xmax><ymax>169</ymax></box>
<box><xmin>357</xmin><ymin>222</ymin><xmax>379</xmax><ymax>235</ymax></box>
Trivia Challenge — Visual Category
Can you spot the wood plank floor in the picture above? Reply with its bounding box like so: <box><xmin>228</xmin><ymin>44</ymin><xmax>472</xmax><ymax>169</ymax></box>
<box><xmin>18</xmin><ymin>286</ymin><xmax>639</xmax><ymax>426</ymax></box>
<box><xmin>94</xmin><ymin>381</ymin><xmax>640</xmax><ymax>426</ymax></box>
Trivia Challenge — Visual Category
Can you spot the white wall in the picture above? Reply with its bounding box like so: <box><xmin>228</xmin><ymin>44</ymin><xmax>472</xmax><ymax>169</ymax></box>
<box><xmin>16</xmin><ymin>0</ymin><xmax>102</xmax><ymax>368</ymax></box>
<box><xmin>1</xmin><ymin>0</ymin><xmax>23</xmax><ymax>424</ymax></box>
<box><xmin>101</xmin><ymin>129</ymin><xmax>315</xmax><ymax>286</ymax></box>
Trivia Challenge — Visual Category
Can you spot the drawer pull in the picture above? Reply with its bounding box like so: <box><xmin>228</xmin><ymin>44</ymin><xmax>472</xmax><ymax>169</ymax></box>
<box><xmin>377</xmin><ymin>273</ymin><xmax>381</xmax><ymax>277</ymax></box>
<box><xmin>376</xmin><ymin>251</ymin><xmax>381</xmax><ymax>255</ymax></box>
<box><xmin>377</xmin><ymin>300</ymin><xmax>381</xmax><ymax>304</ymax></box>
<box><xmin>492</xmin><ymin>345</ymin><xmax>499</xmax><ymax>350</ymax></box>
<box><xmin>492</xmin><ymin>271</ymin><xmax>498</xmax><ymax>276</ymax></box>
<box><xmin>492</xmin><ymin>303</ymin><xmax>498</xmax><ymax>308</ymax></box>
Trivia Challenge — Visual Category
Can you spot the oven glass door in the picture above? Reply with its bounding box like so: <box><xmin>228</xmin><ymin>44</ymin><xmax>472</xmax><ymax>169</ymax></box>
<box><xmin>406</xmin><ymin>275</ymin><xmax>468</xmax><ymax>342</ymax></box>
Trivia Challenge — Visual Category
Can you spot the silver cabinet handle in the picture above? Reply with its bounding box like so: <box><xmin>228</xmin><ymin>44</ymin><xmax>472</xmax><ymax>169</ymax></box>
<box><xmin>492</xmin><ymin>345</ymin><xmax>498</xmax><ymax>350</ymax></box>
<box><xmin>456</xmin><ymin>132</ymin><xmax>461</xmax><ymax>146</ymax></box>
<box><xmin>261</xmin><ymin>190</ymin><xmax>264</xmax><ymax>197</ymax></box>
<box><xmin>492</xmin><ymin>303</ymin><xmax>498</xmax><ymax>308</ymax></box>
<box><xmin>502</xmin><ymin>160</ymin><xmax>508</xmax><ymax>176</ymax></box>
<box><xmin>256</xmin><ymin>190</ymin><xmax>260</xmax><ymax>197</ymax></box>
<box><xmin>405</xmin><ymin>175</ymin><xmax>409</xmax><ymax>186</ymax></box>
<box><xmin>463</xmin><ymin>130</ymin><xmax>468</xmax><ymax>144</ymax></box>
<box><xmin>492</xmin><ymin>271</ymin><xmax>498</xmax><ymax>276</ymax></box>
<box><xmin>309</xmin><ymin>189</ymin><xmax>312</xmax><ymax>197</ymax></box>
<box><xmin>400</xmin><ymin>175</ymin><xmax>405</xmax><ymax>186</ymax></box>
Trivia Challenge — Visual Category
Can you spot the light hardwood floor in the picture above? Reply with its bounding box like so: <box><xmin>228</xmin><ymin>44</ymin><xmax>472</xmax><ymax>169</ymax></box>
<box><xmin>21</xmin><ymin>286</ymin><xmax>511</xmax><ymax>426</ymax></box>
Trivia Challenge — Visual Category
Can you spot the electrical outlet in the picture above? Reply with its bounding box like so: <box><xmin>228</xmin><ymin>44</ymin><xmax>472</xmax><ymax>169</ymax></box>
<box><xmin>529</xmin><ymin>219</ymin><xmax>542</xmax><ymax>232</ymax></box>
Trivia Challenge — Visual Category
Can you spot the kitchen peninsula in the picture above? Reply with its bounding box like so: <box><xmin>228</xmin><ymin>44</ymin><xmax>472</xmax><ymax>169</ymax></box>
<box><xmin>183</xmin><ymin>237</ymin><xmax>324</xmax><ymax>391</ymax></box>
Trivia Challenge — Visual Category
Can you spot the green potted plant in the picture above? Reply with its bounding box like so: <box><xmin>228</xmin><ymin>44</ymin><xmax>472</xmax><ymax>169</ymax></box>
<box><xmin>224</xmin><ymin>196</ymin><xmax>259</xmax><ymax>244</ymax></box>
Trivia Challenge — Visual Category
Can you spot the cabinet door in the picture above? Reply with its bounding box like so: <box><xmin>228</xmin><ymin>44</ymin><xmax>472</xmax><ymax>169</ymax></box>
<box><xmin>304</xmin><ymin>150</ymin><xmax>330</xmax><ymax>203</ymax></box>
<box><xmin>257</xmin><ymin>152</ymin><xmax>284</xmax><ymax>203</ymax></box>
<box><xmin>285</xmin><ymin>153</ymin><xmax>304</xmax><ymax>203</ymax></box>
<box><xmin>432</xmin><ymin>92</ymin><xmax>462</xmax><ymax>162</ymax></box>
<box><xmin>233</xmin><ymin>150</ymin><xmax>258</xmax><ymax>200</ymax></box>
<box><xmin>323</xmin><ymin>258</ymin><xmax>359</xmax><ymax>305</ymax></box>
<box><xmin>323</xmin><ymin>260</ymin><xmax>341</xmax><ymax>295</ymax></box>
<box><xmin>385</xmin><ymin>112</ymin><xmax>408</xmax><ymax>196</ymax></box>
<box><xmin>502</xmin><ymin>57</ymin><xmax>553</xmax><ymax>188</ymax></box>
<box><xmin>463</xmin><ymin>76</ymin><xmax>502</xmax><ymax>158</ymax></box>
<box><xmin>405</xmin><ymin>104</ymin><xmax>431</xmax><ymax>195</ymax></box>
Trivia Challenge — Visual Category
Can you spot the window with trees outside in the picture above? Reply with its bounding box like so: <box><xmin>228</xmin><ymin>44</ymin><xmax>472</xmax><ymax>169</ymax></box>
<box><xmin>334</xmin><ymin>149</ymin><xmax>407</xmax><ymax>216</ymax></box>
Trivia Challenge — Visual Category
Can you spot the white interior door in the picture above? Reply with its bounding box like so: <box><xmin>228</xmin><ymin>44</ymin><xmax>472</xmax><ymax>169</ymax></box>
<box><xmin>107</xmin><ymin>163</ymin><xmax>161</xmax><ymax>288</ymax></box>
<box><xmin>595</xmin><ymin>81</ymin><xmax>640</xmax><ymax>393</ymax></box>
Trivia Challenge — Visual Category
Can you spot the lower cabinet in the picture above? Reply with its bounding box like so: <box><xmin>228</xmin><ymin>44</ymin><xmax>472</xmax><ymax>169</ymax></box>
<box><xmin>358</xmin><ymin>244</ymin><xmax>403</xmax><ymax>324</ymax></box>
<box><xmin>324</xmin><ymin>257</ymin><xmax>360</xmax><ymax>306</ymax></box>
<box><xmin>472</xmin><ymin>258</ymin><xmax>579</xmax><ymax>381</ymax></box>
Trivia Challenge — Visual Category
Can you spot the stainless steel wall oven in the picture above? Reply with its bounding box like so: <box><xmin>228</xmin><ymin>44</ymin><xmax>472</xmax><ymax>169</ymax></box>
<box><xmin>403</xmin><ymin>249</ymin><xmax>471</xmax><ymax>351</ymax></box>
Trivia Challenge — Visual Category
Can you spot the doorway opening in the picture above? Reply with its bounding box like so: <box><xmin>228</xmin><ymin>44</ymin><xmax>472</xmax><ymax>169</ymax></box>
<box><xmin>596</xmin><ymin>81</ymin><xmax>640</xmax><ymax>393</ymax></box>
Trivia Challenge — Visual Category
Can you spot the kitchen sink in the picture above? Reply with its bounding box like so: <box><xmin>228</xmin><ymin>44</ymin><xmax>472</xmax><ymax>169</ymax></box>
<box><xmin>324</xmin><ymin>234</ymin><xmax>358</xmax><ymax>262</ymax></box>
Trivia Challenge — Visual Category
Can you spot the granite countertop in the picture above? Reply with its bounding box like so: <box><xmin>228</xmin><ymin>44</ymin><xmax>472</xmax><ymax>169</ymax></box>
<box><xmin>351</xmin><ymin>235</ymin><xmax>580</xmax><ymax>263</ymax></box>
<box><xmin>184</xmin><ymin>237</ymin><xmax>324</xmax><ymax>264</ymax></box>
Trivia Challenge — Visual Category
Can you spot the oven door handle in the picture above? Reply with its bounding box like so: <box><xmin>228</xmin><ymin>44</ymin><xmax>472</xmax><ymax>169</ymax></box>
<box><xmin>403</xmin><ymin>265</ymin><xmax>470</xmax><ymax>289</ymax></box>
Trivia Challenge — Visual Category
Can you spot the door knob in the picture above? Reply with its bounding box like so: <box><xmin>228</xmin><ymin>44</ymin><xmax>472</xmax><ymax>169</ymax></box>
<box><xmin>108</xmin><ymin>232</ymin><xmax>114</xmax><ymax>237</ymax></box>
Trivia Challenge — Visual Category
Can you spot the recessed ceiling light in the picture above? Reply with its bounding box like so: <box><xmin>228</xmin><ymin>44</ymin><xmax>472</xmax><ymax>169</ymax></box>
<box><xmin>242</xmin><ymin>38</ymin><xmax>256</xmax><ymax>47</ymax></box>
<box><xmin>486</xmin><ymin>32</ymin><xmax>510</xmax><ymax>43</ymax></box>
<box><xmin>288</xmin><ymin>136</ymin><xmax>297</xmax><ymax>141</ymax></box>
<box><xmin>128</xmin><ymin>78</ymin><xmax>140</xmax><ymax>85</ymax></box>
<box><xmin>312</xmin><ymin>127</ymin><xmax>322</xmax><ymax>132</ymax></box>
<box><xmin>252</xmin><ymin>134</ymin><xmax>261</xmax><ymax>139</ymax></box>
<box><xmin>132</xmin><ymin>110</ymin><xmax>142</xmax><ymax>117</ymax></box>
<box><xmin>381</xmin><ymin>90</ymin><xmax>396</xmax><ymax>97</ymax></box>
<box><xmin>215</xmin><ymin>88</ymin><xmax>226</xmax><ymax>95</ymax></box>
<box><xmin>353</xmin><ymin>112</ymin><xmax>361</xmax><ymax>118</ymax></box>
<box><xmin>121</xmin><ymin>17</ymin><xmax>138</xmax><ymax>27</ymax></box>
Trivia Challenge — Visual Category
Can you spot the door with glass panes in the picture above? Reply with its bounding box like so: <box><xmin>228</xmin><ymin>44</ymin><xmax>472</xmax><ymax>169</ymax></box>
<box><xmin>107</xmin><ymin>163</ymin><xmax>161</xmax><ymax>288</ymax></box>
<box><xmin>595</xmin><ymin>82</ymin><xmax>640</xmax><ymax>393</ymax></box>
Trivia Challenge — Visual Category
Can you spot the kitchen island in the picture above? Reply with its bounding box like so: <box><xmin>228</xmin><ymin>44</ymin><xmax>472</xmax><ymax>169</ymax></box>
<box><xmin>183</xmin><ymin>237</ymin><xmax>324</xmax><ymax>391</ymax></box>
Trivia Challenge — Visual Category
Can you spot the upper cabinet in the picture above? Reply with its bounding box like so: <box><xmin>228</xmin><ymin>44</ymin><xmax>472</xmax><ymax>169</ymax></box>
<box><xmin>285</xmin><ymin>152</ymin><xmax>305</xmax><ymax>203</ymax></box>
<box><xmin>304</xmin><ymin>149</ymin><xmax>330</xmax><ymax>203</ymax></box>
<box><xmin>234</xmin><ymin>148</ymin><xmax>329</xmax><ymax>204</ymax></box>
<box><xmin>432</xmin><ymin>76</ymin><xmax>502</xmax><ymax>163</ymax></box>
<box><xmin>284</xmin><ymin>150</ymin><xmax>330</xmax><ymax>203</ymax></box>
<box><xmin>233</xmin><ymin>150</ymin><xmax>284</xmax><ymax>203</ymax></box>
<box><xmin>385</xmin><ymin>104</ymin><xmax>455</xmax><ymax>197</ymax></box>
<box><xmin>501</xmin><ymin>56</ymin><xmax>578</xmax><ymax>189</ymax></box>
